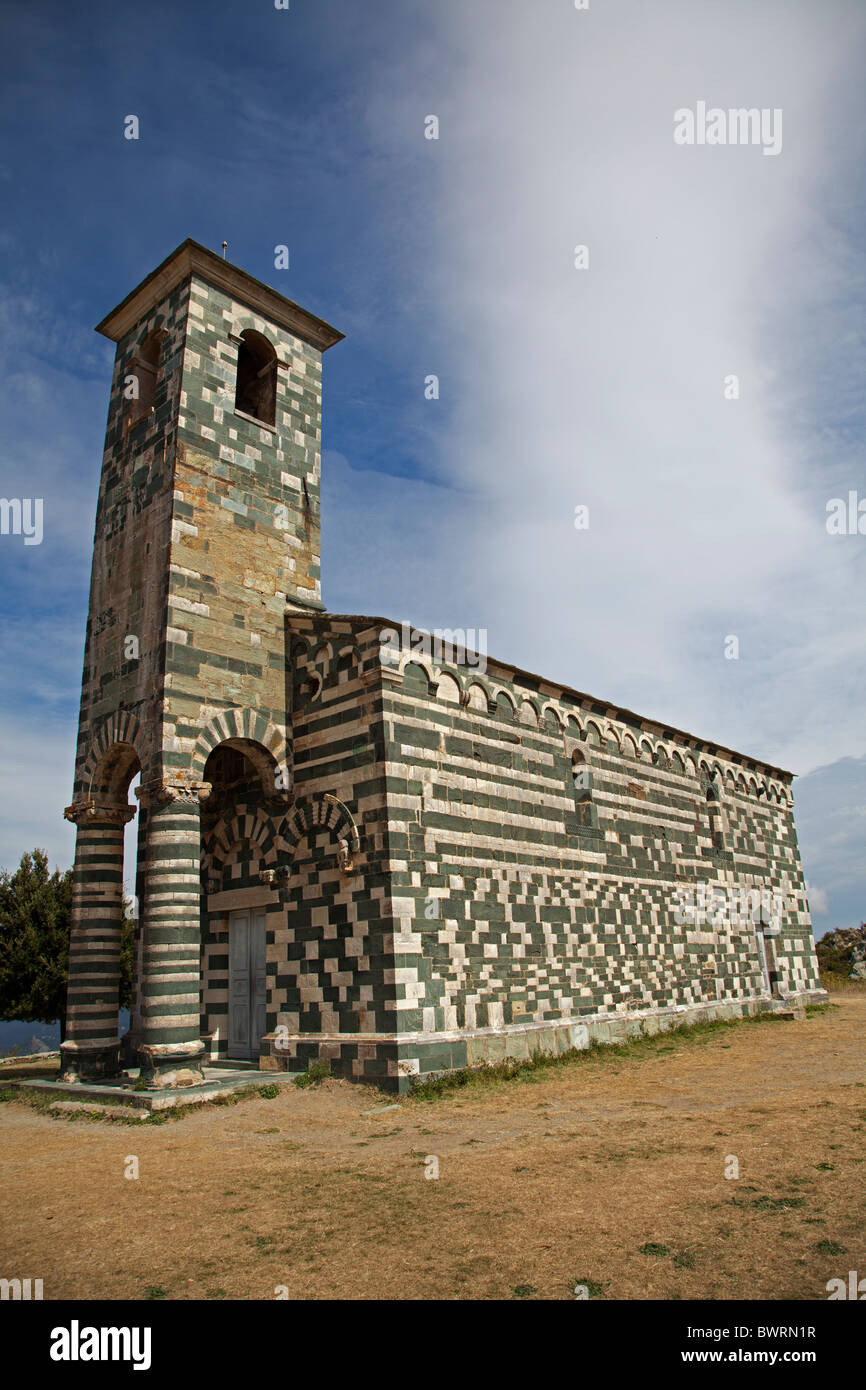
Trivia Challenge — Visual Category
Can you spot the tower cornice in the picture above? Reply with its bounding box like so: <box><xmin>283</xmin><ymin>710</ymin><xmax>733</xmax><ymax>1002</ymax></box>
<box><xmin>95</xmin><ymin>238</ymin><xmax>345</xmax><ymax>352</ymax></box>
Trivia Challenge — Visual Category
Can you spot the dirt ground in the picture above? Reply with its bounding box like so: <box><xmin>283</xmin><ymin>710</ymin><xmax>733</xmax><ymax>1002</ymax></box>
<box><xmin>1</xmin><ymin>998</ymin><xmax>864</xmax><ymax>1301</ymax></box>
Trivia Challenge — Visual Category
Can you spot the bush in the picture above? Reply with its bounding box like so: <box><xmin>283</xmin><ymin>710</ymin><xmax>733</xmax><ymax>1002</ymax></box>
<box><xmin>293</xmin><ymin>1061</ymin><xmax>330</xmax><ymax>1089</ymax></box>
<box><xmin>815</xmin><ymin>924</ymin><xmax>866</xmax><ymax>977</ymax></box>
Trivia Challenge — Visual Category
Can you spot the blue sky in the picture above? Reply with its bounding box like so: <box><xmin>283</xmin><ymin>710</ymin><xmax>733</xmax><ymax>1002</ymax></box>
<box><xmin>0</xmin><ymin>0</ymin><xmax>863</xmax><ymax>938</ymax></box>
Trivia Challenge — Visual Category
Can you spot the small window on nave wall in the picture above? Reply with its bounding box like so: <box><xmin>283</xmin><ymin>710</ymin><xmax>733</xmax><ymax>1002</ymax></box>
<box><xmin>571</xmin><ymin>748</ymin><xmax>598</xmax><ymax>828</ymax></box>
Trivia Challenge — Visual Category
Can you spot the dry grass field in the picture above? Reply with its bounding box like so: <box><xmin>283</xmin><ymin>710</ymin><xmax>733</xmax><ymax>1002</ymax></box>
<box><xmin>1</xmin><ymin>996</ymin><xmax>864</xmax><ymax>1301</ymax></box>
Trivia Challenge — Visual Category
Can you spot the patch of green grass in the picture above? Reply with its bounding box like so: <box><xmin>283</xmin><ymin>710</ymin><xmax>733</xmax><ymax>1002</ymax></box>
<box><xmin>293</xmin><ymin>1062</ymin><xmax>330</xmax><ymax>1090</ymax></box>
<box><xmin>572</xmin><ymin>1277</ymin><xmax>610</xmax><ymax>1299</ymax></box>
<box><xmin>813</xmin><ymin>1239</ymin><xmax>847</xmax><ymax>1256</ymax></box>
<box><xmin>733</xmin><ymin>1195</ymin><xmax>807</xmax><ymax>1212</ymax></box>
<box><xmin>1</xmin><ymin>1085</ymin><xmax>63</xmax><ymax>1112</ymax></box>
<box><xmin>639</xmin><ymin>1242</ymin><xmax>671</xmax><ymax>1258</ymax></box>
<box><xmin>673</xmin><ymin>1251</ymin><xmax>697</xmax><ymax>1269</ymax></box>
<box><xmin>815</xmin><ymin>1162</ymin><xmax>835</xmax><ymax>1171</ymax></box>
<box><xmin>143</xmin><ymin>1286</ymin><xmax>169</xmax><ymax>1300</ymax></box>
<box><xmin>257</xmin><ymin>1084</ymin><xmax>280</xmax><ymax>1099</ymax></box>
<box><xmin>511</xmin><ymin>1284</ymin><xmax>536</xmax><ymax>1299</ymax></box>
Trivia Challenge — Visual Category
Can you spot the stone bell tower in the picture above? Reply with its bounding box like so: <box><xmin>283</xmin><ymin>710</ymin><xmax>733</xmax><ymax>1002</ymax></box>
<box><xmin>60</xmin><ymin>240</ymin><xmax>343</xmax><ymax>1086</ymax></box>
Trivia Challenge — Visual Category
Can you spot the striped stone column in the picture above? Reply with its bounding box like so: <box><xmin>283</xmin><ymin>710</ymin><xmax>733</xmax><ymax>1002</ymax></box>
<box><xmin>121</xmin><ymin>809</ymin><xmax>148</xmax><ymax>1063</ymax></box>
<box><xmin>60</xmin><ymin>800</ymin><xmax>135</xmax><ymax>1082</ymax></box>
<box><xmin>136</xmin><ymin>782</ymin><xmax>210</xmax><ymax>1088</ymax></box>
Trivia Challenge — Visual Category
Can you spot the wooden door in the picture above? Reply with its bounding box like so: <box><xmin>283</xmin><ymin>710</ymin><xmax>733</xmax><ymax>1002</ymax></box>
<box><xmin>228</xmin><ymin>910</ymin><xmax>267</xmax><ymax>1059</ymax></box>
<box><xmin>250</xmin><ymin>910</ymin><xmax>267</xmax><ymax>1058</ymax></box>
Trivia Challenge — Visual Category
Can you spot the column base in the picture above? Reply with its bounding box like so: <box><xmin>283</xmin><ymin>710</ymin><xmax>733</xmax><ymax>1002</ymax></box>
<box><xmin>138</xmin><ymin>1041</ymin><xmax>206</xmax><ymax>1090</ymax></box>
<box><xmin>59</xmin><ymin>1039</ymin><xmax>123</xmax><ymax>1083</ymax></box>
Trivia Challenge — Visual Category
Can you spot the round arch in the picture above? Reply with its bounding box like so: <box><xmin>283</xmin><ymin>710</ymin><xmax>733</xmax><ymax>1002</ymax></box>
<box><xmin>203</xmin><ymin>806</ymin><xmax>279</xmax><ymax>883</ymax></box>
<box><xmin>191</xmin><ymin>709</ymin><xmax>289</xmax><ymax>797</ymax></box>
<box><xmin>81</xmin><ymin>709</ymin><xmax>146</xmax><ymax>804</ymax></box>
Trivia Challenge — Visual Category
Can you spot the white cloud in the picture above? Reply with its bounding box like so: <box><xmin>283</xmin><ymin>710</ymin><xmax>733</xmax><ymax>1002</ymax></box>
<box><xmin>353</xmin><ymin>0</ymin><xmax>866</xmax><ymax>774</ymax></box>
<box><xmin>804</xmin><ymin>881</ymin><xmax>829</xmax><ymax>917</ymax></box>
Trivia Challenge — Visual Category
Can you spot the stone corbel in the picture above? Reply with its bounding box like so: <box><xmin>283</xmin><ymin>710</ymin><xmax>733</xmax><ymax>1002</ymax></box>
<box><xmin>259</xmin><ymin>864</ymin><xmax>293</xmax><ymax>904</ymax></box>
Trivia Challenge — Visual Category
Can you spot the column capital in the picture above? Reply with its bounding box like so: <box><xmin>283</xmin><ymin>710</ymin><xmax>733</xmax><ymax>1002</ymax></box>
<box><xmin>135</xmin><ymin>779</ymin><xmax>212</xmax><ymax>810</ymax></box>
<box><xmin>64</xmin><ymin>799</ymin><xmax>136</xmax><ymax>827</ymax></box>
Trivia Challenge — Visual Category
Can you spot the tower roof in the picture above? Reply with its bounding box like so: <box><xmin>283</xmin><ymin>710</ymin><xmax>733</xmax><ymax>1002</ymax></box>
<box><xmin>95</xmin><ymin>238</ymin><xmax>345</xmax><ymax>351</ymax></box>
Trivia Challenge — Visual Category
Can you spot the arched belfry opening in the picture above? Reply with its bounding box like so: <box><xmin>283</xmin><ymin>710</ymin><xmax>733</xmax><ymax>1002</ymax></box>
<box><xmin>126</xmin><ymin>327</ymin><xmax>162</xmax><ymax>428</ymax></box>
<box><xmin>234</xmin><ymin>328</ymin><xmax>277</xmax><ymax>426</ymax></box>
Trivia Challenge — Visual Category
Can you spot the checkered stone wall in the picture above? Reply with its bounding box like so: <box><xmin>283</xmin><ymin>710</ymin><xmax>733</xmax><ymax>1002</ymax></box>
<box><xmin>259</xmin><ymin>617</ymin><xmax>823</xmax><ymax>1092</ymax></box>
<box><xmin>256</xmin><ymin>618</ymin><xmax>399</xmax><ymax>1083</ymax></box>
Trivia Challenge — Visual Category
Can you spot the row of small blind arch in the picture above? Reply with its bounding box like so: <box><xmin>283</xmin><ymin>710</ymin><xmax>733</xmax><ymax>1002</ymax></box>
<box><xmin>126</xmin><ymin>327</ymin><xmax>279</xmax><ymax>428</ymax></box>
<box><xmin>401</xmin><ymin>661</ymin><xmax>789</xmax><ymax>805</ymax></box>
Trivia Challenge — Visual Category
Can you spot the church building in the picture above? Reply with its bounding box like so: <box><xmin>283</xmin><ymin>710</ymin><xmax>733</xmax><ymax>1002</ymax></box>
<box><xmin>60</xmin><ymin>241</ymin><xmax>825</xmax><ymax>1093</ymax></box>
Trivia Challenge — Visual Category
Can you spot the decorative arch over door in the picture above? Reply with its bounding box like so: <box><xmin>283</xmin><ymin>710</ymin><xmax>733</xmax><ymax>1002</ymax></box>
<box><xmin>277</xmin><ymin>794</ymin><xmax>361</xmax><ymax>872</ymax></box>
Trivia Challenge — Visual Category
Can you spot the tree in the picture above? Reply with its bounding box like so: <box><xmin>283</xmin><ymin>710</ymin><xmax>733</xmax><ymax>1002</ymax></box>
<box><xmin>0</xmin><ymin>849</ymin><xmax>134</xmax><ymax>1038</ymax></box>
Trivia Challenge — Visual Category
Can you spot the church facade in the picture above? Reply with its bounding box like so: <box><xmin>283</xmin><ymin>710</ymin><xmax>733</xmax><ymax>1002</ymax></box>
<box><xmin>60</xmin><ymin>241</ymin><xmax>825</xmax><ymax>1094</ymax></box>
